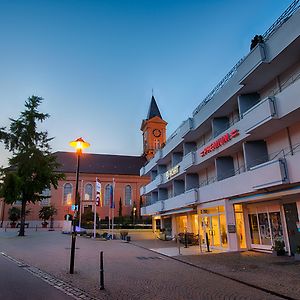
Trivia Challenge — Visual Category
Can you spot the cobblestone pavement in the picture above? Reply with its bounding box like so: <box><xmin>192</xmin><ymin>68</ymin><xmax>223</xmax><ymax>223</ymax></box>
<box><xmin>0</xmin><ymin>229</ymin><xmax>297</xmax><ymax>300</ymax></box>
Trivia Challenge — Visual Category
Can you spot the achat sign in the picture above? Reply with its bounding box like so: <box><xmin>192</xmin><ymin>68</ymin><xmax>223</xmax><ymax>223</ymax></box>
<box><xmin>200</xmin><ymin>129</ymin><xmax>239</xmax><ymax>157</ymax></box>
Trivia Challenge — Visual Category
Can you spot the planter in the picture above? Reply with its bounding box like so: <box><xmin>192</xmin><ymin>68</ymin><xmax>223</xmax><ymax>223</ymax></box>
<box><xmin>295</xmin><ymin>253</ymin><xmax>300</xmax><ymax>261</ymax></box>
<box><xmin>42</xmin><ymin>222</ymin><xmax>48</xmax><ymax>228</ymax></box>
<box><xmin>276</xmin><ymin>250</ymin><xmax>285</xmax><ymax>256</ymax></box>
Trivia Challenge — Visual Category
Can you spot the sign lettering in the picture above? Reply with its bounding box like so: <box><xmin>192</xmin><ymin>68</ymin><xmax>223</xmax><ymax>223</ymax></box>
<box><xmin>200</xmin><ymin>129</ymin><xmax>239</xmax><ymax>157</ymax></box>
<box><xmin>166</xmin><ymin>165</ymin><xmax>180</xmax><ymax>180</ymax></box>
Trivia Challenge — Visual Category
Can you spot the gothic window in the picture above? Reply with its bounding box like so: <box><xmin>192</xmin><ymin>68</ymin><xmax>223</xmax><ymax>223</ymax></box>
<box><xmin>63</xmin><ymin>183</ymin><xmax>73</xmax><ymax>205</ymax></box>
<box><xmin>104</xmin><ymin>184</ymin><xmax>111</xmax><ymax>206</ymax></box>
<box><xmin>125</xmin><ymin>185</ymin><xmax>132</xmax><ymax>206</ymax></box>
<box><xmin>85</xmin><ymin>183</ymin><xmax>93</xmax><ymax>201</ymax></box>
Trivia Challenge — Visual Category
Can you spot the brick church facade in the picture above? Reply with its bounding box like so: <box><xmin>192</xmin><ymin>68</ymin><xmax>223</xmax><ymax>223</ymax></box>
<box><xmin>0</xmin><ymin>96</ymin><xmax>167</xmax><ymax>228</ymax></box>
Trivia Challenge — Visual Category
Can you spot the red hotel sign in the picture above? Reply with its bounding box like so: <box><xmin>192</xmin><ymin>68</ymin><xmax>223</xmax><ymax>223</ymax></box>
<box><xmin>200</xmin><ymin>129</ymin><xmax>239</xmax><ymax>157</ymax></box>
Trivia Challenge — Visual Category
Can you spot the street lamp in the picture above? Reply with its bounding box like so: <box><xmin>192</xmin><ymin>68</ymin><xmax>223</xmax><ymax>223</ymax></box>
<box><xmin>69</xmin><ymin>137</ymin><xmax>90</xmax><ymax>274</ymax></box>
<box><xmin>133</xmin><ymin>206</ymin><xmax>137</xmax><ymax>225</ymax></box>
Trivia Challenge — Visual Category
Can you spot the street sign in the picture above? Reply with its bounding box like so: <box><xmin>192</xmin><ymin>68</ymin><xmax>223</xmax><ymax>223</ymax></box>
<box><xmin>71</xmin><ymin>204</ymin><xmax>78</xmax><ymax>211</ymax></box>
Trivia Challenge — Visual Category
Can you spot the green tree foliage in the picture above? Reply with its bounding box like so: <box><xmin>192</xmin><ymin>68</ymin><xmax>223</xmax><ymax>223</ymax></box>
<box><xmin>38</xmin><ymin>205</ymin><xmax>57</xmax><ymax>223</ymax></box>
<box><xmin>0</xmin><ymin>96</ymin><xmax>64</xmax><ymax>236</ymax></box>
<box><xmin>118</xmin><ymin>197</ymin><xmax>123</xmax><ymax>217</ymax></box>
<box><xmin>81</xmin><ymin>207</ymin><xmax>99</xmax><ymax>228</ymax></box>
<box><xmin>8</xmin><ymin>207</ymin><xmax>21</xmax><ymax>224</ymax></box>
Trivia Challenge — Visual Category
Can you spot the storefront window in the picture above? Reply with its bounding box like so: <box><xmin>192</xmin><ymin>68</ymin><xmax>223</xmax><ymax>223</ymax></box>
<box><xmin>249</xmin><ymin>214</ymin><xmax>260</xmax><ymax>244</ymax></box>
<box><xmin>234</xmin><ymin>204</ymin><xmax>246</xmax><ymax>249</ymax></box>
<box><xmin>269</xmin><ymin>212</ymin><xmax>283</xmax><ymax>241</ymax></box>
<box><xmin>219</xmin><ymin>214</ymin><xmax>228</xmax><ymax>247</ymax></box>
<box><xmin>199</xmin><ymin>206</ymin><xmax>227</xmax><ymax>249</ymax></box>
<box><xmin>177</xmin><ymin>216</ymin><xmax>187</xmax><ymax>233</ymax></box>
<box><xmin>249</xmin><ymin>210</ymin><xmax>283</xmax><ymax>247</ymax></box>
<box><xmin>191</xmin><ymin>215</ymin><xmax>199</xmax><ymax>234</ymax></box>
<box><xmin>258</xmin><ymin>213</ymin><xmax>272</xmax><ymax>245</ymax></box>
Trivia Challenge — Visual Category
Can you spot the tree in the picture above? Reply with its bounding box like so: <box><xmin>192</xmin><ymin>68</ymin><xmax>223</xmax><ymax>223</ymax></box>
<box><xmin>38</xmin><ymin>205</ymin><xmax>57</xmax><ymax>227</ymax></box>
<box><xmin>8</xmin><ymin>207</ymin><xmax>21</xmax><ymax>227</ymax></box>
<box><xmin>0</xmin><ymin>96</ymin><xmax>64</xmax><ymax>236</ymax></box>
<box><xmin>118</xmin><ymin>197</ymin><xmax>123</xmax><ymax>218</ymax></box>
<box><xmin>139</xmin><ymin>196</ymin><xmax>143</xmax><ymax>220</ymax></box>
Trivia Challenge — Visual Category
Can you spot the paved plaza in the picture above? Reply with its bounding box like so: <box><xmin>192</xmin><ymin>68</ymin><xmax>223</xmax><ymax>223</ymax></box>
<box><xmin>0</xmin><ymin>229</ymin><xmax>299</xmax><ymax>300</ymax></box>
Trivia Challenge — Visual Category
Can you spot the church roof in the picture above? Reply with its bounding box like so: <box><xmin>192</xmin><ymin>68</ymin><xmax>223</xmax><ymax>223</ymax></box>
<box><xmin>147</xmin><ymin>96</ymin><xmax>162</xmax><ymax>120</ymax></box>
<box><xmin>54</xmin><ymin>151</ymin><xmax>146</xmax><ymax>175</ymax></box>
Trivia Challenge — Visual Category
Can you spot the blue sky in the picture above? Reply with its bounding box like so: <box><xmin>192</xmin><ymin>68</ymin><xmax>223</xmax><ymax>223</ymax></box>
<box><xmin>0</xmin><ymin>0</ymin><xmax>292</xmax><ymax>166</ymax></box>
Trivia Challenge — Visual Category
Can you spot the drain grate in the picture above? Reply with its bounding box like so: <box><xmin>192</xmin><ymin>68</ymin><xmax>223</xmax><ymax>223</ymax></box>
<box><xmin>136</xmin><ymin>256</ymin><xmax>162</xmax><ymax>260</ymax></box>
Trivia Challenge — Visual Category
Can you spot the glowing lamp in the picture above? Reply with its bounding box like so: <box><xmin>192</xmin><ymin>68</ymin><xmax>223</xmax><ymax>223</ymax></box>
<box><xmin>69</xmin><ymin>137</ymin><xmax>90</xmax><ymax>154</ymax></box>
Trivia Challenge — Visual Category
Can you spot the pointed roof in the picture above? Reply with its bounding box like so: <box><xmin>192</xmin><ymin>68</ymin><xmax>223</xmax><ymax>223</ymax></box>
<box><xmin>147</xmin><ymin>96</ymin><xmax>162</xmax><ymax>120</ymax></box>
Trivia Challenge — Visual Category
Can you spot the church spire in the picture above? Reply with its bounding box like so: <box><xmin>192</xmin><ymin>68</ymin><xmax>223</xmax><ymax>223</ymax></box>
<box><xmin>147</xmin><ymin>95</ymin><xmax>162</xmax><ymax>120</ymax></box>
<box><xmin>141</xmin><ymin>95</ymin><xmax>167</xmax><ymax>161</ymax></box>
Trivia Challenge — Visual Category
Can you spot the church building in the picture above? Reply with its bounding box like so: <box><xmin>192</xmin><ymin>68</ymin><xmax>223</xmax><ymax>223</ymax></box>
<box><xmin>0</xmin><ymin>96</ymin><xmax>167</xmax><ymax>228</ymax></box>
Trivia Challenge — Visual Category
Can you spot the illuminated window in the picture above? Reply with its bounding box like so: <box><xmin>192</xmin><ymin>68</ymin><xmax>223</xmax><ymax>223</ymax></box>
<box><xmin>104</xmin><ymin>184</ymin><xmax>111</xmax><ymax>206</ymax></box>
<box><xmin>125</xmin><ymin>185</ymin><xmax>132</xmax><ymax>206</ymax></box>
<box><xmin>85</xmin><ymin>183</ymin><xmax>93</xmax><ymax>201</ymax></box>
<box><xmin>63</xmin><ymin>183</ymin><xmax>73</xmax><ymax>205</ymax></box>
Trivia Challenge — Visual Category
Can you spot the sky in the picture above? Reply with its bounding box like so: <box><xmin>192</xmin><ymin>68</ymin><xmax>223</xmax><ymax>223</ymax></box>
<box><xmin>0</xmin><ymin>0</ymin><xmax>292</xmax><ymax>167</ymax></box>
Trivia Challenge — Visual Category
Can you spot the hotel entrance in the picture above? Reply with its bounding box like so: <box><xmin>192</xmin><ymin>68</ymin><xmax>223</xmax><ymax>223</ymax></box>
<box><xmin>199</xmin><ymin>206</ymin><xmax>228</xmax><ymax>250</ymax></box>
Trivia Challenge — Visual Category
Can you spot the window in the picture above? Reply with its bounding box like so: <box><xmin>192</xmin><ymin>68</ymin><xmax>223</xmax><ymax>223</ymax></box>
<box><xmin>63</xmin><ymin>183</ymin><xmax>73</xmax><ymax>205</ymax></box>
<box><xmin>104</xmin><ymin>184</ymin><xmax>111</xmax><ymax>206</ymax></box>
<box><xmin>124</xmin><ymin>185</ymin><xmax>132</xmax><ymax>206</ymax></box>
<box><xmin>84</xmin><ymin>183</ymin><xmax>93</xmax><ymax>201</ymax></box>
<box><xmin>41</xmin><ymin>188</ymin><xmax>51</xmax><ymax>206</ymax></box>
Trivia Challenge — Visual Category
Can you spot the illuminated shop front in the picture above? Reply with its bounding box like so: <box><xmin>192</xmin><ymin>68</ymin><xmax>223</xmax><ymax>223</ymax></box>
<box><xmin>247</xmin><ymin>203</ymin><xmax>283</xmax><ymax>251</ymax></box>
<box><xmin>198</xmin><ymin>206</ymin><xmax>228</xmax><ymax>250</ymax></box>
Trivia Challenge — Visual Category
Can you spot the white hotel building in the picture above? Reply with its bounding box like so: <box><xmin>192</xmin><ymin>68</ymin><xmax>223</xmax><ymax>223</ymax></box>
<box><xmin>140</xmin><ymin>2</ymin><xmax>300</xmax><ymax>255</ymax></box>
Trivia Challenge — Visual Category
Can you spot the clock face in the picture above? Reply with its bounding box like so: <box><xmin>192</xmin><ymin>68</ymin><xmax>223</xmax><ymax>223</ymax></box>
<box><xmin>153</xmin><ymin>129</ymin><xmax>161</xmax><ymax>137</ymax></box>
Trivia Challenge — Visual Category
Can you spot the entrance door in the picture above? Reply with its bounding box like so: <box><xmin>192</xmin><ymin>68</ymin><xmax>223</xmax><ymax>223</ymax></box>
<box><xmin>201</xmin><ymin>215</ymin><xmax>221</xmax><ymax>248</ymax></box>
<box><xmin>284</xmin><ymin>203</ymin><xmax>300</xmax><ymax>254</ymax></box>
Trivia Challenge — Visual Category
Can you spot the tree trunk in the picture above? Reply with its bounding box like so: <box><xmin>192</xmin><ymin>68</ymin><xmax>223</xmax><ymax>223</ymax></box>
<box><xmin>18</xmin><ymin>199</ymin><xmax>27</xmax><ymax>236</ymax></box>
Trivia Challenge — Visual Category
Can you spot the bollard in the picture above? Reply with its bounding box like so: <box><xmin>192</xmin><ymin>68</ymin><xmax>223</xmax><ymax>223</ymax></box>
<box><xmin>205</xmin><ymin>232</ymin><xmax>211</xmax><ymax>252</ymax></box>
<box><xmin>100</xmin><ymin>251</ymin><xmax>104</xmax><ymax>290</ymax></box>
<box><xmin>35</xmin><ymin>225</ymin><xmax>38</xmax><ymax>232</ymax></box>
<box><xmin>5</xmin><ymin>224</ymin><xmax>7</xmax><ymax>232</ymax></box>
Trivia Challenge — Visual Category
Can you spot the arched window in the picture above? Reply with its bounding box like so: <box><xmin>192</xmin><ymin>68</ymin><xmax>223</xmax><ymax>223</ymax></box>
<box><xmin>85</xmin><ymin>183</ymin><xmax>93</xmax><ymax>201</ymax></box>
<box><xmin>104</xmin><ymin>184</ymin><xmax>111</xmax><ymax>206</ymax></box>
<box><xmin>124</xmin><ymin>185</ymin><xmax>132</xmax><ymax>206</ymax></box>
<box><xmin>63</xmin><ymin>183</ymin><xmax>73</xmax><ymax>205</ymax></box>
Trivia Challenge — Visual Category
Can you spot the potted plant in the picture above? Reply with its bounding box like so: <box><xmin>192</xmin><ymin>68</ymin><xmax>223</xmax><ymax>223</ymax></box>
<box><xmin>272</xmin><ymin>239</ymin><xmax>285</xmax><ymax>256</ymax></box>
<box><xmin>39</xmin><ymin>205</ymin><xmax>57</xmax><ymax>228</ymax></box>
<box><xmin>8</xmin><ymin>207</ymin><xmax>21</xmax><ymax>228</ymax></box>
<box><xmin>295</xmin><ymin>245</ymin><xmax>300</xmax><ymax>261</ymax></box>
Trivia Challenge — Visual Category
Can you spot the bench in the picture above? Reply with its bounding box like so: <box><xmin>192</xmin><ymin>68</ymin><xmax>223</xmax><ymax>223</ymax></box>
<box><xmin>16</xmin><ymin>222</ymin><xmax>29</xmax><ymax>228</ymax></box>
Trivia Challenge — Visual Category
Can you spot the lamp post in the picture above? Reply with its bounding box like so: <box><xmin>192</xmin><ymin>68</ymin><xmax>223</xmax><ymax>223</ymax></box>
<box><xmin>69</xmin><ymin>137</ymin><xmax>90</xmax><ymax>274</ymax></box>
<box><xmin>133</xmin><ymin>206</ymin><xmax>137</xmax><ymax>225</ymax></box>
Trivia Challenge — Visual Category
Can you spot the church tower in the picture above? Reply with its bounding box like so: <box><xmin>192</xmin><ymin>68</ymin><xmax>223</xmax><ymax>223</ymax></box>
<box><xmin>141</xmin><ymin>96</ymin><xmax>167</xmax><ymax>161</ymax></box>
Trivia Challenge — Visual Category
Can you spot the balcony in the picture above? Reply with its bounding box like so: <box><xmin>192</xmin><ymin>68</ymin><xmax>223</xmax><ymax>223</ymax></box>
<box><xmin>163</xmin><ymin>189</ymin><xmax>198</xmax><ymax>212</ymax></box>
<box><xmin>242</xmin><ymin>97</ymin><xmax>277</xmax><ymax>133</ymax></box>
<box><xmin>141</xmin><ymin>200</ymin><xmax>163</xmax><ymax>216</ymax></box>
<box><xmin>161</xmin><ymin>118</ymin><xmax>193</xmax><ymax>159</ymax></box>
<box><xmin>141</xmin><ymin>149</ymin><xmax>162</xmax><ymax>176</ymax></box>
<box><xmin>198</xmin><ymin>158</ymin><xmax>289</xmax><ymax>203</ymax></box>
<box><xmin>141</xmin><ymin>189</ymin><xmax>198</xmax><ymax>216</ymax></box>
<box><xmin>140</xmin><ymin>175</ymin><xmax>162</xmax><ymax>196</ymax></box>
<box><xmin>237</xmin><ymin>43</ymin><xmax>266</xmax><ymax>84</ymax></box>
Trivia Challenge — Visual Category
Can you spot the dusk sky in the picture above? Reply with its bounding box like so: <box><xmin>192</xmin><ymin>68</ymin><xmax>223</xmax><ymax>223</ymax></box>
<box><xmin>0</xmin><ymin>0</ymin><xmax>291</xmax><ymax>167</ymax></box>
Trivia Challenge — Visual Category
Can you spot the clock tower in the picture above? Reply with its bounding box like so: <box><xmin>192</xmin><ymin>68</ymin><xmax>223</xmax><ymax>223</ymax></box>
<box><xmin>141</xmin><ymin>96</ymin><xmax>167</xmax><ymax>161</ymax></box>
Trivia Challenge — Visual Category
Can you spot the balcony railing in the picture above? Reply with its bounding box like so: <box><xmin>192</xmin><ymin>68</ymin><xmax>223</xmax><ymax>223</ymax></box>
<box><xmin>192</xmin><ymin>1</ymin><xmax>300</xmax><ymax>118</ymax></box>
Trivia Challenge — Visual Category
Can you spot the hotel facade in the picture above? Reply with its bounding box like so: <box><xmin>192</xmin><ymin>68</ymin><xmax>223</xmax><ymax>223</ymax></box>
<box><xmin>140</xmin><ymin>3</ymin><xmax>300</xmax><ymax>255</ymax></box>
